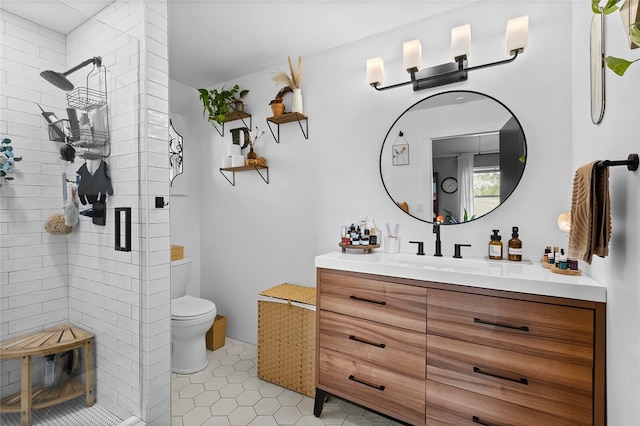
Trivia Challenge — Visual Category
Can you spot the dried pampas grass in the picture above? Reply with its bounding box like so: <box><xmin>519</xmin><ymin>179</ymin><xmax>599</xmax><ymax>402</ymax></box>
<box><xmin>273</xmin><ymin>56</ymin><xmax>303</xmax><ymax>89</ymax></box>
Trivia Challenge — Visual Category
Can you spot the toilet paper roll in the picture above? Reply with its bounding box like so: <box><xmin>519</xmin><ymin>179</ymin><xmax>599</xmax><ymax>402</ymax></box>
<box><xmin>221</xmin><ymin>156</ymin><xmax>232</xmax><ymax>168</ymax></box>
<box><xmin>231</xmin><ymin>155</ymin><xmax>245</xmax><ymax>167</ymax></box>
<box><xmin>227</xmin><ymin>144</ymin><xmax>241</xmax><ymax>156</ymax></box>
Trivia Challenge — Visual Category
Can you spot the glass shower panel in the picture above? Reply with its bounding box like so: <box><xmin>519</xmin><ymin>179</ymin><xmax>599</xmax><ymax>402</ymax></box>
<box><xmin>0</xmin><ymin>8</ymin><xmax>144</xmax><ymax>426</ymax></box>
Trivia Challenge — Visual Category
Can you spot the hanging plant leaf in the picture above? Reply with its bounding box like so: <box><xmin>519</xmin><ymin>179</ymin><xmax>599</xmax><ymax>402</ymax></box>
<box><xmin>592</xmin><ymin>0</ymin><xmax>621</xmax><ymax>14</ymax></box>
<box><xmin>2</xmin><ymin>138</ymin><xmax>11</xmax><ymax>144</ymax></box>
<box><xmin>631</xmin><ymin>21</ymin><xmax>640</xmax><ymax>45</ymax></box>
<box><xmin>606</xmin><ymin>56</ymin><xmax>636</xmax><ymax>75</ymax></box>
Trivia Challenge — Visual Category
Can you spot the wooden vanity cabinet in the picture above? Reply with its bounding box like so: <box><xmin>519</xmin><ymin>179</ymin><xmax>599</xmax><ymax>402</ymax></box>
<box><xmin>314</xmin><ymin>269</ymin><xmax>427</xmax><ymax>425</ymax></box>
<box><xmin>314</xmin><ymin>268</ymin><xmax>606</xmax><ymax>426</ymax></box>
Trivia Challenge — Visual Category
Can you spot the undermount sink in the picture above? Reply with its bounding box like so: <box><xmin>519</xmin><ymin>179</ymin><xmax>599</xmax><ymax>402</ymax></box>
<box><xmin>386</xmin><ymin>253</ymin><xmax>487</xmax><ymax>271</ymax></box>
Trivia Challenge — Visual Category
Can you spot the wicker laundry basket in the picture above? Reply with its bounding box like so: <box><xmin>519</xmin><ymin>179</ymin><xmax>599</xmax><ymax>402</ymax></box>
<box><xmin>258</xmin><ymin>283</ymin><xmax>316</xmax><ymax>397</ymax></box>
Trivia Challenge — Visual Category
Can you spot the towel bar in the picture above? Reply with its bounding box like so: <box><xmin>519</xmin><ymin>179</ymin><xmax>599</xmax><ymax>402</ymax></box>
<box><xmin>596</xmin><ymin>153</ymin><xmax>638</xmax><ymax>171</ymax></box>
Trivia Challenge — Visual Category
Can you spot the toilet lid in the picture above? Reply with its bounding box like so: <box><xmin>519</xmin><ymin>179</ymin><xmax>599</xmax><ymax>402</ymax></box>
<box><xmin>172</xmin><ymin>295</ymin><xmax>216</xmax><ymax>318</ymax></box>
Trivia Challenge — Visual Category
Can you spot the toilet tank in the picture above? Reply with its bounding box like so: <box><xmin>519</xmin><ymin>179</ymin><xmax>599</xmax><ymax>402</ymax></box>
<box><xmin>171</xmin><ymin>257</ymin><xmax>192</xmax><ymax>299</ymax></box>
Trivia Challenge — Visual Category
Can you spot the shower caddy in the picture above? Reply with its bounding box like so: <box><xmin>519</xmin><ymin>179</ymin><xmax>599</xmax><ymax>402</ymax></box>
<box><xmin>47</xmin><ymin>60</ymin><xmax>110</xmax><ymax>160</ymax></box>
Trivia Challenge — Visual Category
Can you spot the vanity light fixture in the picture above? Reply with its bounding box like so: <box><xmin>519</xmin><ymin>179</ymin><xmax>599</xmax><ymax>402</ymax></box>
<box><xmin>366</xmin><ymin>16</ymin><xmax>529</xmax><ymax>92</ymax></box>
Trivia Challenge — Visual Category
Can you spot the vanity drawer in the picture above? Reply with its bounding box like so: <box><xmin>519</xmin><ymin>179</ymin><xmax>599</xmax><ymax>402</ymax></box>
<box><xmin>319</xmin><ymin>310</ymin><xmax>426</xmax><ymax>378</ymax></box>
<box><xmin>318</xmin><ymin>270</ymin><xmax>427</xmax><ymax>332</ymax></box>
<box><xmin>318</xmin><ymin>348</ymin><xmax>425</xmax><ymax>424</ymax></box>
<box><xmin>427</xmin><ymin>334</ymin><xmax>592</xmax><ymax>424</ymax></box>
<box><xmin>427</xmin><ymin>289</ymin><xmax>594</xmax><ymax>365</ymax></box>
<box><xmin>426</xmin><ymin>380</ymin><xmax>591</xmax><ymax>426</ymax></box>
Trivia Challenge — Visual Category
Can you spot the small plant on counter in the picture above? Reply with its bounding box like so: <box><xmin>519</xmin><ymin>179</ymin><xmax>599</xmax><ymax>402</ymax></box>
<box><xmin>197</xmin><ymin>84</ymin><xmax>249</xmax><ymax>127</ymax></box>
<box><xmin>1</xmin><ymin>137</ymin><xmax>23</xmax><ymax>185</ymax></box>
<box><xmin>592</xmin><ymin>0</ymin><xmax>640</xmax><ymax>76</ymax></box>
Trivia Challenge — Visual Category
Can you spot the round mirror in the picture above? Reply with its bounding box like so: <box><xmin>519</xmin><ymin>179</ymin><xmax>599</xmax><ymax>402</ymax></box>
<box><xmin>380</xmin><ymin>90</ymin><xmax>527</xmax><ymax>224</ymax></box>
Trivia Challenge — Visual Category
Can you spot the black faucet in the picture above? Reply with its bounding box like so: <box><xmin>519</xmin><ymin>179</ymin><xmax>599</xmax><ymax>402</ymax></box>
<box><xmin>454</xmin><ymin>244</ymin><xmax>472</xmax><ymax>259</ymax></box>
<box><xmin>433</xmin><ymin>221</ymin><xmax>443</xmax><ymax>257</ymax></box>
<box><xmin>409</xmin><ymin>241</ymin><xmax>425</xmax><ymax>255</ymax></box>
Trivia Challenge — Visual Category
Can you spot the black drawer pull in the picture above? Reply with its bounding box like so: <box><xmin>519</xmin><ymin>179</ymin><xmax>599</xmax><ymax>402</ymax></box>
<box><xmin>473</xmin><ymin>415</ymin><xmax>497</xmax><ymax>426</ymax></box>
<box><xmin>349</xmin><ymin>295</ymin><xmax>387</xmax><ymax>306</ymax></box>
<box><xmin>348</xmin><ymin>375</ymin><xmax>385</xmax><ymax>391</ymax></box>
<box><xmin>474</xmin><ymin>317</ymin><xmax>529</xmax><ymax>332</ymax></box>
<box><xmin>349</xmin><ymin>335</ymin><xmax>386</xmax><ymax>348</ymax></box>
<box><xmin>473</xmin><ymin>366</ymin><xmax>529</xmax><ymax>385</ymax></box>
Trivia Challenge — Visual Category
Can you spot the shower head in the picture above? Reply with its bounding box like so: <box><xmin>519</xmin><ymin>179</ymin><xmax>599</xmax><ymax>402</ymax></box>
<box><xmin>40</xmin><ymin>56</ymin><xmax>102</xmax><ymax>91</ymax></box>
<box><xmin>40</xmin><ymin>70</ymin><xmax>75</xmax><ymax>91</ymax></box>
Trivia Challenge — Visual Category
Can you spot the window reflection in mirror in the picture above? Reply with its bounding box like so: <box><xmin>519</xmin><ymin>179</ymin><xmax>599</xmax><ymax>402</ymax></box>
<box><xmin>379</xmin><ymin>91</ymin><xmax>526</xmax><ymax>224</ymax></box>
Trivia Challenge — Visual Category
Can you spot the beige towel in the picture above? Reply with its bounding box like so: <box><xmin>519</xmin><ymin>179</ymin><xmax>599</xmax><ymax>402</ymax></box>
<box><xmin>568</xmin><ymin>161</ymin><xmax>611</xmax><ymax>264</ymax></box>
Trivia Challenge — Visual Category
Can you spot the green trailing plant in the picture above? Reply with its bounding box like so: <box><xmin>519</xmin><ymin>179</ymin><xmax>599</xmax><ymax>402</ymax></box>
<box><xmin>1</xmin><ymin>137</ymin><xmax>22</xmax><ymax>185</ymax></box>
<box><xmin>592</xmin><ymin>0</ymin><xmax>640</xmax><ymax>76</ymax></box>
<box><xmin>197</xmin><ymin>84</ymin><xmax>249</xmax><ymax>127</ymax></box>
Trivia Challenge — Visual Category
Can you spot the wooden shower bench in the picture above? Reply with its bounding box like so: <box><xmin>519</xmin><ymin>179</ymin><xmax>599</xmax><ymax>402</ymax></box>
<box><xmin>0</xmin><ymin>324</ymin><xmax>94</xmax><ymax>426</ymax></box>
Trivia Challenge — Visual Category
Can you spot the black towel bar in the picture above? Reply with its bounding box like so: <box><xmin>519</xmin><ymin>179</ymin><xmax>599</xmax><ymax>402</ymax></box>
<box><xmin>596</xmin><ymin>153</ymin><xmax>638</xmax><ymax>171</ymax></box>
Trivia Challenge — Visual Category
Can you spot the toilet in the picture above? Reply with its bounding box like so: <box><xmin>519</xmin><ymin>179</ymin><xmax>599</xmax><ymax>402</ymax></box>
<box><xmin>171</xmin><ymin>258</ymin><xmax>217</xmax><ymax>374</ymax></box>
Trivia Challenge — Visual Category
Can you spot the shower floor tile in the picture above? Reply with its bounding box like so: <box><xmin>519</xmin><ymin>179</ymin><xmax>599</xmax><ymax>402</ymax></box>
<box><xmin>0</xmin><ymin>396</ymin><xmax>122</xmax><ymax>426</ymax></box>
<box><xmin>172</xmin><ymin>338</ymin><xmax>405</xmax><ymax>426</ymax></box>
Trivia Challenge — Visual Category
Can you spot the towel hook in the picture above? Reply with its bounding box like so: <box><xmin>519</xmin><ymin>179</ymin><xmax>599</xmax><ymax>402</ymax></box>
<box><xmin>596</xmin><ymin>153</ymin><xmax>638</xmax><ymax>171</ymax></box>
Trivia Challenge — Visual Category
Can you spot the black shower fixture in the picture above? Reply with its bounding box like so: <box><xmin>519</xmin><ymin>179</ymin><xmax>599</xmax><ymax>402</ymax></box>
<box><xmin>40</xmin><ymin>56</ymin><xmax>102</xmax><ymax>91</ymax></box>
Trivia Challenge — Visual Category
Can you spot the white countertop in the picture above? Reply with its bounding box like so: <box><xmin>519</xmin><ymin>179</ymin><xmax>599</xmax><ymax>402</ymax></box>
<box><xmin>315</xmin><ymin>251</ymin><xmax>606</xmax><ymax>303</ymax></box>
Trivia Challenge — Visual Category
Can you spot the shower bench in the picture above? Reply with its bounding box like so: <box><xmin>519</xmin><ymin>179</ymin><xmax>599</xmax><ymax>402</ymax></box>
<box><xmin>0</xmin><ymin>324</ymin><xmax>94</xmax><ymax>426</ymax></box>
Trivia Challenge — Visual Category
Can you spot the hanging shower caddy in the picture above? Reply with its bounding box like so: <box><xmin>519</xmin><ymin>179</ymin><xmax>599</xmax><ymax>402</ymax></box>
<box><xmin>47</xmin><ymin>60</ymin><xmax>110</xmax><ymax>160</ymax></box>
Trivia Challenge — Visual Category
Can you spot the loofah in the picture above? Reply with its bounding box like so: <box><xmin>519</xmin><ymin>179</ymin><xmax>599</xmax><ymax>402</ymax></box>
<box><xmin>45</xmin><ymin>213</ymin><xmax>73</xmax><ymax>235</ymax></box>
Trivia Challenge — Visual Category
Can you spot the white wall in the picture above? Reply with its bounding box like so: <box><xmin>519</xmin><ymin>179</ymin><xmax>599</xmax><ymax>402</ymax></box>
<box><xmin>169</xmin><ymin>79</ymin><xmax>203</xmax><ymax>298</ymax></box>
<box><xmin>172</xmin><ymin>1</ymin><xmax>640</xmax><ymax>423</ymax></box>
<box><xmin>177</xmin><ymin>0</ymin><xmax>570</xmax><ymax>344</ymax></box>
<box><xmin>570</xmin><ymin>3</ymin><xmax>640</xmax><ymax>424</ymax></box>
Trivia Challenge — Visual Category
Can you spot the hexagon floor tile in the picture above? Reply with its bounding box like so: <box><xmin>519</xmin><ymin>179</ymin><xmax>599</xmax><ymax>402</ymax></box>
<box><xmin>172</xmin><ymin>338</ymin><xmax>405</xmax><ymax>426</ymax></box>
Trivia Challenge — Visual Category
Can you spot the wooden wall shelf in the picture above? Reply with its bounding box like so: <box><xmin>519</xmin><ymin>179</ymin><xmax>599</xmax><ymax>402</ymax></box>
<box><xmin>220</xmin><ymin>165</ymin><xmax>269</xmax><ymax>186</ymax></box>
<box><xmin>266</xmin><ymin>112</ymin><xmax>308</xmax><ymax>143</ymax></box>
<box><xmin>216</xmin><ymin>111</ymin><xmax>252</xmax><ymax>137</ymax></box>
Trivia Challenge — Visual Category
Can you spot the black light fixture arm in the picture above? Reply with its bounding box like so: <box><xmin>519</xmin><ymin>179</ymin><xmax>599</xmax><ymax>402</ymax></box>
<box><xmin>371</xmin><ymin>50</ymin><xmax>520</xmax><ymax>92</ymax></box>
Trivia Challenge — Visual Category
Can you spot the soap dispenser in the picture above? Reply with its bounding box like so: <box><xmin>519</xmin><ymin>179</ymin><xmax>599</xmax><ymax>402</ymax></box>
<box><xmin>489</xmin><ymin>230</ymin><xmax>503</xmax><ymax>260</ymax></box>
<box><xmin>508</xmin><ymin>226</ymin><xmax>522</xmax><ymax>261</ymax></box>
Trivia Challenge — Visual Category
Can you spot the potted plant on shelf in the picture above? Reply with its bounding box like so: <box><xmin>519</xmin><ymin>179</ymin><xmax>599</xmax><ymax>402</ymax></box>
<box><xmin>272</xmin><ymin>56</ymin><xmax>304</xmax><ymax>114</ymax></box>
<box><xmin>269</xmin><ymin>86</ymin><xmax>292</xmax><ymax>117</ymax></box>
<box><xmin>197</xmin><ymin>84</ymin><xmax>249</xmax><ymax>128</ymax></box>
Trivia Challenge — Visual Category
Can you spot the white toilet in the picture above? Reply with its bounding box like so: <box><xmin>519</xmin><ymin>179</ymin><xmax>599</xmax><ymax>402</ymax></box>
<box><xmin>171</xmin><ymin>258</ymin><xmax>217</xmax><ymax>374</ymax></box>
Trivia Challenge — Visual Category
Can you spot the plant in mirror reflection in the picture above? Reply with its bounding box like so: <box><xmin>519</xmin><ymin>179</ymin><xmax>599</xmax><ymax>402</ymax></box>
<box><xmin>1</xmin><ymin>138</ymin><xmax>22</xmax><ymax>185</ymax></box>
<box><xmin>592</xmin><ymin>0</ymin><xmax>640</xmax><ymax>76</ymax></box>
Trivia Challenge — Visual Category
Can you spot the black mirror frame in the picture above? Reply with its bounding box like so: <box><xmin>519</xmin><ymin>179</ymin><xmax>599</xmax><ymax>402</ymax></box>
<box><xmin>379</xmin><ymin>90</ymin><xmax>527</xmax><ymax>225</ymax></box>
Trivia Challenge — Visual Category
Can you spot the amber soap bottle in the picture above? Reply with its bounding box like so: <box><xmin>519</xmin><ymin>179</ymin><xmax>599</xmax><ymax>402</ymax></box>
<box><xmin>489</xmin><ymin>230</ymin><xmax>503</xmax><ymax>260</ymax></box>
<box><xmin>508</xmin><ymin>226</ymin><xmax>523</xmax><ymax>261</ymax></box>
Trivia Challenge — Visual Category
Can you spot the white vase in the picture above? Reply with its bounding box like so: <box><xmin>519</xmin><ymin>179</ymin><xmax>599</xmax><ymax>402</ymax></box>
<box><xmin>292</xmin><ymin>88</ymin><xmax>303</xmax><ymax>114</ymax></box>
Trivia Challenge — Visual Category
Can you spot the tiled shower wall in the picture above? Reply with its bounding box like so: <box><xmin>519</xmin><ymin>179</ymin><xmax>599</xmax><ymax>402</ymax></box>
<box><xmin>0</xmin><ymin>7</ymin><xmax>73</xmax><ymax>395</ymax></box>
<box><xmin>0</xmin><ymin>1</ymin><xmax>171</xmax><ymax>424</ymax></box>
